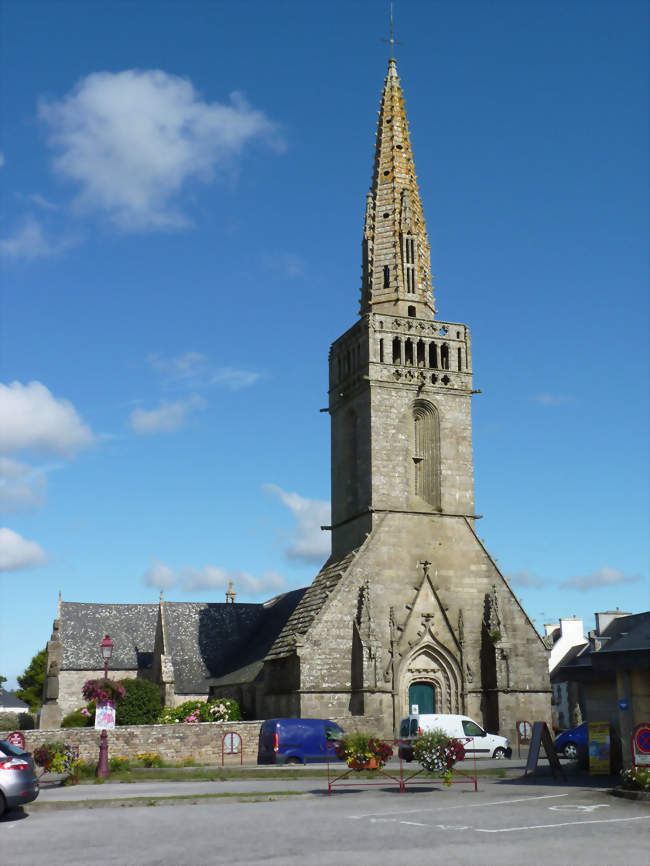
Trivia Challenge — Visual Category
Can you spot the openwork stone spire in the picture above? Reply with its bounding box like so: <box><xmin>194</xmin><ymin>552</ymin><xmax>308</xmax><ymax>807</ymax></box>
<box><xmin>361</xmin><ymin>59</ymin><xmax>435</xmax><ymax>318</ymax></box>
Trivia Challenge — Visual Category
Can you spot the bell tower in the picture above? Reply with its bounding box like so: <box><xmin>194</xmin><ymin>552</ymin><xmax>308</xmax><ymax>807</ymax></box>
<box><xmin>264</xmin><ymin>54</ymin><xmax>551</xmax><ymax>742</ymax></box>
<box><xmin>329</xmin><ymin>58</ymin><xmax>475</xmax><ymax>559</ymax></box>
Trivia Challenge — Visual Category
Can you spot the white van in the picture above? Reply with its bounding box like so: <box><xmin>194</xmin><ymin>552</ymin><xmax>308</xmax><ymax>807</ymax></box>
<box><xmin>398</xmin><ymin>713</ymin><xmax>512</xmax><ymax>760</ymax></box>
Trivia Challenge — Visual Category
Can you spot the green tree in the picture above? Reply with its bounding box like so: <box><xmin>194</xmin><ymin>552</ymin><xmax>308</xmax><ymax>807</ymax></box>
<box><xmin>16</xmin><ymin>649</ymin><xmax>46</xmax><ymax>713</ymax></box>
<box><xmin>0</xmin><ymin>675</ymin><xmax>7</xmax><ymax>688</ymax></box>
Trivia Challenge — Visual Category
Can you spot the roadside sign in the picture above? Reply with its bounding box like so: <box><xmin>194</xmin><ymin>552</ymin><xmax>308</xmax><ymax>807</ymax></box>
<box><xmin>516</xmin><ymin>720</ymin><xmax>532</xmax><ymax>758</ymax></box>
<box><xmin>6</xmin><ymin>731</ymin><xmax>25</xmax><ymax>750</ymax></box>
<box><xmin>222</xmin><ymin>731</ymin><xmax>243</xmax><ymax>766</ymax></box>
<box><xmin>618</xmin><ymin>699</ymin><xmax>629</xmax><ymax>710</ymax></box>
<box><xmin>632</xmin><ymin>723</ymin><xmax>650</xmax><ymax>767</ymax></box>
<box><xmin>517</xmin><ymin>720</ymin><xmax>532</xmax><ymax>741</ymax></box>
<box><xmin>588</xmin><ymin>721</ymin><xmax>611</xmax><ymax>774</ymax></box>
<box><xmin>524</xmin><ymin>721</ymin><xmax>565</xmax><ymax>779</ymax></box>
<box><xmin>95</xmin><ymin>702</ymin><xmax>116</xmax><ymax>730</ymax></box>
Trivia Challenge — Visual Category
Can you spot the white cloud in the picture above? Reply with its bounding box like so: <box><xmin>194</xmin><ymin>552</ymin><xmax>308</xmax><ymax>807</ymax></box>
<box><xmin>27</xmin><ymin>193</ymin><xmax>58</xmax><ymax>211</ymax></box>
<box><xmin>147</xmin><ymin>352</ymin><xmax>262</xmax><ymax>391</ymax></box>
<box><xmin>141</xmin><ymin>558</ymin><xmax>287</xmax><ymax>597</ymax></box>
<box><xmin>0</xmin><ymin>381</ymin><xmax>94</xmax><ymax>455</ymax></box>
<box><xmin>506</xmin><ymin>569</ymin><xmax>546</xmax><ymax>588</ymax></box>
<box><xmin>534</xmin><ymin>394</ymin><xmax>574</xmax><ymax>407</ymax></box>
<box><xmin>129</xmin><ymin>395</ymin><xmax>205</xmax><ymax>434</ymax></box>
<box><xmin>0</xmin><ymin>457</ymin><xmax>49</xmax><ymax>511</ymax></box>
<box><xmin>262</xmin><ymin>251</ymin><xmax>305</xmax><ymax>278</ymax></box>
<box><xmin>142</xmin><ymin>558</ymin><xmax>177</xmax><ymax>590</ymax></box>
<box><xmin>180</xmin><ymin>564</ymin><xmax>287</xmax><ymax>596</ymax></box>
<box><xmin>264</xmin><ymin>483</ymin><xmax>331</xmax><ymax>562</ymax></box>
<box><xmin>560</xmin><ymin>566</ymin><xmax>642</xmax><ymax>591</ymax></box>
<box><xmin>39</xmin><ymin>69</ymin><xmax>283</xmax><ymax>231</ymax></box>
<box><xmin>209</xmin><ymin>367</ymin><xmax>263</xmax><ymax>390</ymax></box>
<box><xmin>0</xmin><ymin>528</ymin><xmax>49</xmax><ymax>572</ymax></box>
<box><xmin>0</xmin><ymin>216</ymin><xmax>76</xmax><ymax>259</ymax></box>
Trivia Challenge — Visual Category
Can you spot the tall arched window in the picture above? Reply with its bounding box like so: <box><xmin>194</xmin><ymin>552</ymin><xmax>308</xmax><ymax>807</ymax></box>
<box><xmin>413</xmin><ymin>400</ymin><xmax>441</xmax><ymax>509</ymax></box>
<box><xmin>343</xmin><ymin>408</ymin><xmax>359</xmax><ymax>514</ymax></box>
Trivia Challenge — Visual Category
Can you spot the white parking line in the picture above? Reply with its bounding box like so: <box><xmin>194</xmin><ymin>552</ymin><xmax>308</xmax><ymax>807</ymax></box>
<box><xmin>475</xmin><ymin>816</ymin><xmax>650</xmax><ymax>833</ymax></box>
<box><xmin>348</xmin><ymin>793</ymin><xmax>569</xmax><ymax>820</ymax></box>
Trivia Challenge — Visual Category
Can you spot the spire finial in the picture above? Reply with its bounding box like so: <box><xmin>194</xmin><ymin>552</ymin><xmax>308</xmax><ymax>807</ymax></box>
<box><xmin>382</xmin><ymin>1</ymin><xmax>401</xmax><ymax>59</ymax></box>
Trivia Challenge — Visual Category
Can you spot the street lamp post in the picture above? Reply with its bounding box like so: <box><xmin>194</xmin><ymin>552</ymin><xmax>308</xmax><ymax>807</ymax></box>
<box><xmin>96</xmin><ymin>634</ymin><xmax>114</xmax><ymax>779</ymax></box>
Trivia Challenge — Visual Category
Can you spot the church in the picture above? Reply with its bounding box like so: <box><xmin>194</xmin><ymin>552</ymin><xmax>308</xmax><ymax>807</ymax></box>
<box><xmin>41</xmin><ymin>57</ymin><xmax>552</xmax><ymax>742</ymax></box>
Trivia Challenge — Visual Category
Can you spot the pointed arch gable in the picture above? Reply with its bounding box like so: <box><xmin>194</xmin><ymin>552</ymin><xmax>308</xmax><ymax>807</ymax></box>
<box><xmin>400</xmin><ymin>636</ymin><xmax>463</xmax><ymax>715</ymax></box>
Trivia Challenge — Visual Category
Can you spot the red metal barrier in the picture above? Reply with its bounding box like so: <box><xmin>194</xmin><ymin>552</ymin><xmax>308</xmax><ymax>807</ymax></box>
<box><xmin>326</xmin><ymin>737</ymin><xmax>478</xmax><ymax>795</ymax></box>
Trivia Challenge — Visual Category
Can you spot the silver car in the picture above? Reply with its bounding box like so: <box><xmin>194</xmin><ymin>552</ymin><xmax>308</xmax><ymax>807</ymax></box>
<box><xmin>0</xmin><ymin>739</ymin><xmax>40</xmax><ymax>817</ymax></box>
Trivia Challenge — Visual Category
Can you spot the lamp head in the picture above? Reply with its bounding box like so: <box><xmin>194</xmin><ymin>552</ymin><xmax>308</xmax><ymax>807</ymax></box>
<box><xmin>100</xmin><ymin>634</ymin><xmax>114</xmax><ymax>661</ymax></box>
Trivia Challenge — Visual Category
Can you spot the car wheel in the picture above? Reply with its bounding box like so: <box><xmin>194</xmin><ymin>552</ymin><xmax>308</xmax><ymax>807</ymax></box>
<box><xmin>563</xmin><ymin>742</ymin><xmax>578</xmax><ymax>760</ymax></box>
<box><xmin>285</xmin><ymin>756</ymin><xmax>302</xmax><ymax>765</ymax></box>
<box><xmin>492</xmin><ymin>747</ymin><xmax>507</xmax><ymax>760</ymax></box>
<box><xmin>0</xmin><ymin>792</ymin><xmax>6</xmax><ymax>819</ymax></box>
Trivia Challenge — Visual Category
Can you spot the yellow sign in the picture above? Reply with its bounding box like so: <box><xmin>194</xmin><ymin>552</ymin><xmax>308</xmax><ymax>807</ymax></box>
<box><xmin>588</xmin><ymin>721</ymin><xmax>610</xmax><ymax>774</ymax></box>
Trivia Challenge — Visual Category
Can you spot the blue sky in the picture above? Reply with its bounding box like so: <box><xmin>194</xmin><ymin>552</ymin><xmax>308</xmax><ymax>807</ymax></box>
<box><xmin>1</xmin><ymin>0</ymin><xmax>647</xmax><ymax>688</ymax></box>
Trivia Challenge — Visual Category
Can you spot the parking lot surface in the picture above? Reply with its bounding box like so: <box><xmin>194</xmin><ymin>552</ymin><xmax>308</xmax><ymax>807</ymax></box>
<box><xmin>2</xmin><ymin>767</ymin><xmax>648</xmax><ymax>865</ymax></box>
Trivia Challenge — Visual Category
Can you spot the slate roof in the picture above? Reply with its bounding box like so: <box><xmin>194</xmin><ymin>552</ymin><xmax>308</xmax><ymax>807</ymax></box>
<box><xmin>60</xmin><ymin>603</ymin><xmax>158</xmax><ymax>672</ymax></box>
<box><xmin>0</xmin><ymin>688</ymin><xmax>28</xmax><ymax>710</ymax></box>
<box><xmin>58</xmin><ymin>590</ymin><xmax>309</xmax><ymax>694</ymax></box>
<box><xmin>265</xmin><ymin>551</ymin><xmax>358</xmax><ymax>661</ymax></box>
<box><xmin>162</xmin><ymin>589</ymin><xmax>306</xmax><ymax>693</ymax></box>
<box><xmin>551</xmin><ymin>611</ymin><xmax>650</xmax><ymax>682</ymax></box>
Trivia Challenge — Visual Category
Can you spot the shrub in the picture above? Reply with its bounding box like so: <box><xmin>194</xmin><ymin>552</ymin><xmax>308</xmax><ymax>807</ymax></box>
<box><xmin>0</xmin><ymin>711</ymin><xmax>34</xmax><ymax>730</ymax></box>
<box><xmin>33</xmin><ymin>741</ymin><xmax>80</xmax><ymax>775</ymax></box>
<box><xmin>61</xmin><ymin>708</ymin><xmax>94</xmax><ymax>728</ymax></box>
<box><xmin>135</xmin><ymin>752</ymin><xmax>163</xmax><ymax>768</ymax></box>
<box><xmin>621</xmin><ymin>767</ymin><xmax>650</xmax><ymax>791</ymax></box>
<box><xmin>18</xmin><ymin>712</ymin><xmax>35</xmax><ymax>730</ymax></box>
<box><xmin>0</xmin><ymin>711</ymin><xmax>20</xmax><ymax>730</ymax></box>
<box><xmin>158</xmin><ymin>698</ymin><xmax>240</xmax><ymax>725</ymax></box>
<box><xmin>115</xmin><ymin>679</ymin><xmax>162</xmax><ymax>726</ymax></box>
<box><xmin>108</xmin><ymin>756</ymin><xmax>131</xmax><ymax>772</ymax></box>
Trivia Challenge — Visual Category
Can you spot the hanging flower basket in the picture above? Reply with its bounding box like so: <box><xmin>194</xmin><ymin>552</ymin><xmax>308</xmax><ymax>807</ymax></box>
<box><xmin>347</xmin><ymin>756</ymin><xmax>380</xmax><ymax>771</ymax></box>
<box><xmin>81</xmin><ymin>678</ymin><xmax>126</xmax><ymax>704</ymax></box>
<box><xmin>335</xmin><ymin>732</ymin><xmax>393</xmax><ymax>770</ymax></box>
<box><xmin>413</xmin><ymin>729</ymin><xmax>466</xmax><ymax>785</ymax></box>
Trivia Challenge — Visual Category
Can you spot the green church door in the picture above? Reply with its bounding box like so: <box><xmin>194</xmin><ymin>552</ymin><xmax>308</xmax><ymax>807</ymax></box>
<box><xmin>409</xmin><ymin>682</ymin><xmax>435</xmax><ymax>714</ymax></box>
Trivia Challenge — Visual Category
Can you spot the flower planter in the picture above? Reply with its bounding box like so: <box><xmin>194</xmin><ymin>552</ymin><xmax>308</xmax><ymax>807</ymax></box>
<box><xmin>348</xmin><ymin>756</ymin><xmax>380</xmax><ymax>771</ymax></box>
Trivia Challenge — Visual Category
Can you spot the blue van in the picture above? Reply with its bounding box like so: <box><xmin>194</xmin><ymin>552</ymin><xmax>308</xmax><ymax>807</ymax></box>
<box><xmin>257</xmin><ymin>718</ymin><xmax>344</xmax><ymax>764</ymax></box>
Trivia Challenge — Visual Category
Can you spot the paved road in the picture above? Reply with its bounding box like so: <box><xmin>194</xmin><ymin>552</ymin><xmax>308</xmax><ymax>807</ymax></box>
<box><xmin>2</xmin><ymin>771</ymin><xmax>647</xmax><ymax>865</ymax></box>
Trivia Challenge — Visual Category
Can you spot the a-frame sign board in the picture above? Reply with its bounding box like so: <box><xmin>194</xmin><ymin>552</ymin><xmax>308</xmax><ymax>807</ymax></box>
<box><xmin>525</xmin><ymin>721</ymin><xmax>566</xmax><ymax>779</ymax></box>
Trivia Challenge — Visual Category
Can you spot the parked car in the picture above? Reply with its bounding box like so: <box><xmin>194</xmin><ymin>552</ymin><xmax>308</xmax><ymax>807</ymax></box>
<box><xmin>554</xmin><ymin>723</ymin><xmax>588</xmax><ymax>759</ymax></box>
<box><xmin>398</xmin><ymin>713</ymin><xmax>512</xmax><ymax>761</ymax></box>
<box><xmin>0</xmin><ymin>739</ymin><xmax>40</xmax><ymax>817</ymax></box>
<box><xmin>258</xmin><ymin>718</ymin><xmax>344</xmax><ymax>764</ymax></box>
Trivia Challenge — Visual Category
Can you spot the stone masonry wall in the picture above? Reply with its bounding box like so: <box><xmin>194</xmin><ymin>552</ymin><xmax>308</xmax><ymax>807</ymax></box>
<box><xmin>1</xmin><ymin>721</ymin><xmax>262</xmax><ymax>765</ymax></box>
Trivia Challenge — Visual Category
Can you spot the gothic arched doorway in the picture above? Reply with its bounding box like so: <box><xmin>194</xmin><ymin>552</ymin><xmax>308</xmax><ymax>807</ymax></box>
<box><xmin>408</xmin><ymin>681</ymin><xmax>435</xmax><ymax>714</ymax></box>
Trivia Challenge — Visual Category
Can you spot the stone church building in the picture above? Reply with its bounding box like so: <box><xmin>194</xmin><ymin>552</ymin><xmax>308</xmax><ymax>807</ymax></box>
<box><xmin>41</xmin><ymin>58</ymin><xmax>551</xmax><ymax>741</ymax></box>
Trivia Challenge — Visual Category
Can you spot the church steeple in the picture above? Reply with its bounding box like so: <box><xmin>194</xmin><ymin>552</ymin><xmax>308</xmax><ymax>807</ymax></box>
<box><xmin>361</xmin><ymin>58</ymin><xmax>436</xmax><ymax>318</ymax></box>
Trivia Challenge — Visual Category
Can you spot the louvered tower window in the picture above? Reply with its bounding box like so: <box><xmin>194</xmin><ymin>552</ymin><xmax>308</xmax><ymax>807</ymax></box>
<box><xmin>413</xmin><ymin>400</ymin><xmax>441</xmax><ymax>510</ymax></box>
<box><xmin>402</xmin><ymin>233</ymin><xmax>416</xmax><ymax>294</ymax></box>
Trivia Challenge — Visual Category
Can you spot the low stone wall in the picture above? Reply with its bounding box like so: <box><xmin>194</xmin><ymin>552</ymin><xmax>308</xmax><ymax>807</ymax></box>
<box><xmin>1</xmin><ymin>721</ymin><xmax>262</xmax><ymax>765</ymax></box>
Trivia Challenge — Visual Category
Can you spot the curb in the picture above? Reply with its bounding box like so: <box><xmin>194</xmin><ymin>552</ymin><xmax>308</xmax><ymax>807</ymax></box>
<box><xmin>609</xmin><ymin>788</ymin><xmax>650</xmax><ymax>803</ymax></box>
<box><xmin>23</xmin><ymin>790</ymin><xmax>312</xmax><ymax>812</ymax></box>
